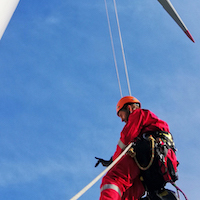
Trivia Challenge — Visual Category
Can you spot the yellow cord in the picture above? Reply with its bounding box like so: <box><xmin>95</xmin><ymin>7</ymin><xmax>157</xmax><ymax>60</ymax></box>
<box><xmin>128</xmin><ymin>135</ymin><xmax>155</xmax><ymax>171</ymax></box>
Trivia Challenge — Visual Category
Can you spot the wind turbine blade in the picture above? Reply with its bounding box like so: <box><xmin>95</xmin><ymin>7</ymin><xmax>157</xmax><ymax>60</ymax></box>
<box><xmin>0</xmin><ymin>0</ymin><xmax>20</xmax><ymax>40</ymax></box>
<box><xmin>158</xmin><ymin>0</ymin><xmax>195</xmax><ymax>42</ymax></box>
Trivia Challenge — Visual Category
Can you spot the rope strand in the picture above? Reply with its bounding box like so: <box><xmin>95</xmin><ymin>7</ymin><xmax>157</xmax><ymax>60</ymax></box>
<box><xmin>171</xmin><ymin>182</ymin><xmax>188</xmax><ymax>200</ymax></box>
<box><xmin>112</xmin><ymin>0</ymin><xmax>132</xmax><ymax>96</ymax></box>
<box><xmin>104</xmin><ymin>0</ymin><xmax>123</xmax><ymax>97</ymax></box>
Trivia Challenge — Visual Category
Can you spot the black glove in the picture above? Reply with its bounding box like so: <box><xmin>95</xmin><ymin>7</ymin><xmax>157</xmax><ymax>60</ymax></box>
<box><xmin>95</xmin><ymin>157</ymin><xmax>113</xmax><ymax>167</ymax></box>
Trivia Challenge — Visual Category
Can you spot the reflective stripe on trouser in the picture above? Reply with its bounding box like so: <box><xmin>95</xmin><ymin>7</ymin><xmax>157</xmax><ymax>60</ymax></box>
<box><xmin>118</xmin><ymin>139</ymin><xmax>126</xmax><ymax>150</ymax></box>
<box><xmin>101</xmin><ymin>184</ymin><xmax>122</xmax><ymax>197</ymax></box>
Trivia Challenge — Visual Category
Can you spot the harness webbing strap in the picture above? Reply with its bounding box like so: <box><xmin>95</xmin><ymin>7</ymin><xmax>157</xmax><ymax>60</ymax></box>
<box><xmin>101</xmin><ymin>184</ymin><xmax>122</xmax><ymax>197</ymax></box>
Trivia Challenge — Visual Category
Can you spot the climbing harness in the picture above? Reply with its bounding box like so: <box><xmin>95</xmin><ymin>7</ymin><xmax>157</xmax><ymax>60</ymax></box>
<box><xmin>128</xmin><ymin>131</ymin><xmax>188</xmax><ymax>200</ymax></box>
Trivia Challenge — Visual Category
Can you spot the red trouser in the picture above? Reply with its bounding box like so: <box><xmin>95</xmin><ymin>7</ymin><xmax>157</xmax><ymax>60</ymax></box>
<box><xmin>100</xmin><ymin>155</ymin><xmax>145</xmax><ymax>200</ymax></box>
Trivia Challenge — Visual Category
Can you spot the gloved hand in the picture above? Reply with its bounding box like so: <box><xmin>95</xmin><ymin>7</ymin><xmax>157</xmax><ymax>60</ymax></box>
<box><xmin>95</xmin><ymin>157</ymin><xmax>113</xmax><ymax>167</ymax></box>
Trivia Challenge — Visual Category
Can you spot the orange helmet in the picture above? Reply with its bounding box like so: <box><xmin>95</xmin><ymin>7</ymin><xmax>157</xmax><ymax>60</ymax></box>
<box><xmin>116</xmin><ymin>96</ymin><xmax>141</xmax><ymax>114</ymax></box>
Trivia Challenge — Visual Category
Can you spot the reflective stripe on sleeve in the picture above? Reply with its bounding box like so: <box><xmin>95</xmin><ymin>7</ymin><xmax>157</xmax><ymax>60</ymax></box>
<box><xmin>118</xmin><ymin>139</ymin><xmax>127</xmax><ymax>150</ymax></box>
<box><xmin>100</xmin><ymin>184</ymin><xmax>122</xmax><ymax>197</ymax></box>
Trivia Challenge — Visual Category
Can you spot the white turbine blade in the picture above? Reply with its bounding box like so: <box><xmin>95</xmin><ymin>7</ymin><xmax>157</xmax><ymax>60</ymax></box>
<box><xmin>158</xmin><ymin>0</ymin><xmax>195</xmax><ymax>42</ymax></box>
<box><xmin>0</xmin><ymin>0</ymin><xmax>20</xmax><ymax>40</ymax></box>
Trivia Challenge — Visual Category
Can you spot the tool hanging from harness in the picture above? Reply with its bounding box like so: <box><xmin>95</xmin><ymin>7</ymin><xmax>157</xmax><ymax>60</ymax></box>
<box><xmin>128</xmin><ymin>131</ymin><xmax>187</xmax><ymax>200</ymax></box>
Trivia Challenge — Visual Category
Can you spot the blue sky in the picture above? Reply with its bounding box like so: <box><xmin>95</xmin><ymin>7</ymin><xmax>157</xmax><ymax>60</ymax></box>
<box><xmin>0</xmin><ymin>0</ymin><xmax>199</xmax><ymax>199</ymax></box>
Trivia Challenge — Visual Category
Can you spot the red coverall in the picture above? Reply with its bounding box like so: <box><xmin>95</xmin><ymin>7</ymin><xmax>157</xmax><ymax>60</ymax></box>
<box><xmin>100</xmin><ymin>108</ymin><xmax>170</xmax><ymax>200</ymax></box>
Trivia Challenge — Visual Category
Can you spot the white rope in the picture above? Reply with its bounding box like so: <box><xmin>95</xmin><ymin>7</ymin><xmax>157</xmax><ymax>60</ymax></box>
<box><xmin>113</xmin><ymin>0</ymin><xmax>132</xmax><ymax>96</ymax></box>
<box><xmin>70</xmin><ymin>142</ymin><xmax>133</xmax><ymax>200</ymax></box>
<box><xmin>104</xmin><ymin>0</ymin><xmax>123</xmax><ymax>98</ymax></box>
<box><xmin>70</xmin><ymin>2</ymin><xmax>134</xmax><ymax>199</ymax></box>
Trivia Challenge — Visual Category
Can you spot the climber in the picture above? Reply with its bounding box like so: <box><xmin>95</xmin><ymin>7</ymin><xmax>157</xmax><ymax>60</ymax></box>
<box><xmin>95</xmin><ymin>96</ymin><xmax>176</xmax><ymax>200</ymax></box>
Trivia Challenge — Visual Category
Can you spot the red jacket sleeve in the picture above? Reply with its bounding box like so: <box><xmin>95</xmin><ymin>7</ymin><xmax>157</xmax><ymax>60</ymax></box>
<box><xmin>112</xmin><ymin>109</ymin><xmax>169</xmax><ymax>160</ymax></box>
